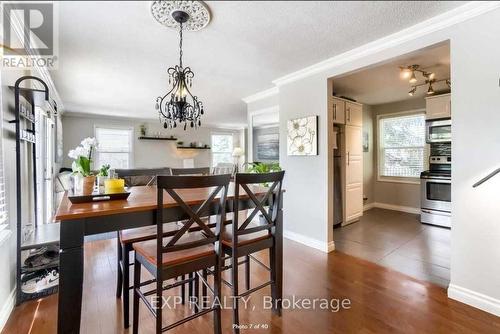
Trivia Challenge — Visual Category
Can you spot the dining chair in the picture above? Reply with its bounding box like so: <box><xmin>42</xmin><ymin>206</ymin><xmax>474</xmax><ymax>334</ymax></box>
<box><xmin>132</xmin><ymin>174</ymin><xmax>230</xmax><ymax>334</ymax></box>
<box><xmin>171</xmin><ymin>167</ymin><xmax>211</xmax><ymax>176</ymax></box>
<box><xmin>115</xmin><ymin>167</ymin><xmax>174</xmax><ymax>328</ymax></box>
<box><xmin>212</xmin><ymin>163</ymin><xmax>235</xmax><ymax>175</ymax></box>
<box><xmin>222</xmin><ymin>171</ymin><xmax>285</xmax><ymax>333</ymax></box>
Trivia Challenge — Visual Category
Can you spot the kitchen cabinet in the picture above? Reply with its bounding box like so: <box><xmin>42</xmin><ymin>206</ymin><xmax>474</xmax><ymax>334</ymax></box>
<box><xmin>426</xmin><ymin>93</ymin><xmax>451</xmax><ymax>119</ymax></box>
<box><xmin>345</xmin><ymin>101</ymin><xmax>363</xmax><ymax>126</ymax></box>
<box><xmin>331</xmin><ymin>97</ymin><xmax>346</xmax><ymax>124</ymax></box>
<box><xmin>342</xmin><ymin>125</ymin><xmax>363</xmax><ymax>224</ymax></box>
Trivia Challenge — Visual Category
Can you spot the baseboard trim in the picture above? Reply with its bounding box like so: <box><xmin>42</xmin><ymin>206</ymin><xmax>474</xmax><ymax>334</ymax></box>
<box><xmin>284</xmin><ymin>230</ymin><xmax>335</xmax><ymax>253</ymax></box>
<box><xmin>364</xmin><ymin>202</ymin><xmax>420</xmax><ymax>215</ymax></box>
<box><xmin>448</xmin><ymin>284</ymin><xmax>500</xmax><ymax>317</ymax></box>
<box><xmin>0</xmin><ymin>288</ymin><xmax>16</xmax><ymax>332</ymax></box>
<box><xmin>363</xmin><ymin>202</ymin><xmax>375</xmax><ymax>211</ymax></box>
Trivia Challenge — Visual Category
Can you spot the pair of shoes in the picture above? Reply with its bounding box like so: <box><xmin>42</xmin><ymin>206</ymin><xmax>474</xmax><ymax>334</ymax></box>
<box><xmin>21</xmin><ymin>268</ymin><xmax>59</xmax><ymax>294</ymax></box>
<box><xmin>24</xmin><ymin>245</ymin><xmax>59</xmax><ymax>269</ymax></box>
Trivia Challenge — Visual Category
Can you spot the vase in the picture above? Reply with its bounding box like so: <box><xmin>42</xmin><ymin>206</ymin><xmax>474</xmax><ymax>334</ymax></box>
<box><xmin>82</xmin><ymin>176</ymin><xmax>96</xmax><ymax>195</ymax></box>
<box><xmin>97</xmin><ymin>176</ymin><xmax>109</xmax><ymax>193</ymax></box>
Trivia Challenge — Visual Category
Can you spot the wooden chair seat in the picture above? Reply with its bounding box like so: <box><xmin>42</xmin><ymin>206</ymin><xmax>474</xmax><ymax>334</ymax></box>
<box><xmin>222</xmin><ymin>222</ymin><xmax>270</xmax><ymax>247</ymax></box>
<box><xmin>119</xmin><ymin>224</ymin><xmax>180</xmax><ymax>245</ymax></box>
<box><xmin>119</xmin><ymin>216</ymin><xmax>219</xmax><ymax>245</ymax></box>
<box><xmin>133</xmin><ymin>231</ymin><xmax>215</xmax><ymax>267</ymax></box>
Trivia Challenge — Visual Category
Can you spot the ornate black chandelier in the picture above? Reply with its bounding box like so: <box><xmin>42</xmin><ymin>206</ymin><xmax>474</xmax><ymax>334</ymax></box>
<box><xmin>152</xmin><ymin>1</ymin><xmax>210</xmax><ymax>130</ymax></box>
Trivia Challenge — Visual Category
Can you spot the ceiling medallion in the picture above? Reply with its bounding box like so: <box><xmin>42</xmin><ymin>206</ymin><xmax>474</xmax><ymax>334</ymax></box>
<box><xmin>150</xmin><ymin>0</ymin><xmax>211</xmax><ymax>31</ymax></box>
<box><xmin>153</xmin><ymin>1</ymin><xmax>209</xmax><ymax>130</ymax></box>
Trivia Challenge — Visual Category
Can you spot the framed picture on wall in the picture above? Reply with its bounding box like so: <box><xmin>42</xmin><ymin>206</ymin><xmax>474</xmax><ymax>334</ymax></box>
<box><xmin>256</xmin><ymin>133</ymin><xmax>279</xmax><ymax>160</ymax></box>
<box><xmin>287</xmin><ymin>115</ymin><xmax>318</xmax><ymax>156</ymax></box>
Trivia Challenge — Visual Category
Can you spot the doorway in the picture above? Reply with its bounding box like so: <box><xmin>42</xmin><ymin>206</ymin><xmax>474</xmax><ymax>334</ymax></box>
<box><xmin>328</xmin><ymin>41</ymin><xmax>452</xmax><ymax>287</ymax></box>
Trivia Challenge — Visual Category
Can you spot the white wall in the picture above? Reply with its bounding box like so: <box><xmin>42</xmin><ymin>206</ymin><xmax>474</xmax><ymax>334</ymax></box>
<box><xmin>62</xmin><ymin>114</ymin><xmax>242</xmax><ymax>169</ymax></box>
<box><xmin>264</xmin><ymin>4</ymin><xmax>500</xmax><ymax>315</ymax></box>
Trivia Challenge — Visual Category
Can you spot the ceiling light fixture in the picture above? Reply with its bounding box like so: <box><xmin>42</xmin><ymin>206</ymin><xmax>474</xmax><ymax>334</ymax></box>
<box><xmin>400</xmin><ymin>64</ymin><xmax>449</xmax><ymax>97</ymax></box>
<box><xmin>427</xmin><ymin>80</ymin><xmax>435</xmax><ymax>95</ymax></box>
<box><xmin>409</xmin><ymin>71</ymin><xmax>417</xmax><ymax>84</ymax></box>
<box><xmin>151</xmin><ymin>1</ymin><xmax>211</xmax><ymax>130</ymax></box>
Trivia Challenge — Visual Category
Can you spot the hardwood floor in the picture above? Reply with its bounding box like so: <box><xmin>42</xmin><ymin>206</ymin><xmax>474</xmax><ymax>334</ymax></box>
<box><xmin>334</xmin><ymin>208</ymin><xmax>451</xmax><ymax>287</ymax></box>
<box><xmin>3</xmin><ymin>237</ymin><xmax>499</xmax><ymax>334</ymax></box>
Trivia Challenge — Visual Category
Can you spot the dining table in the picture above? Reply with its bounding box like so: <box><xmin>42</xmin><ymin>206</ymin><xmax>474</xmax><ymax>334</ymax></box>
<box><xmin>54</xmin><ymin>184</ymin><xmax>283</xmax><ymax>334</ymax></box>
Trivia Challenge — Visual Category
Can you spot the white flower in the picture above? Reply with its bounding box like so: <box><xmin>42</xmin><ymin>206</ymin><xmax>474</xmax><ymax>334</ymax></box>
<box><xmin>68</xmin><ymin>146</ymin><xmax>88</xmax><ymax>159</ymax></box>
<box><xmin>81</xmin><ymin>137</ymin><xmax>97</xmax><ymax>150</ymax></box>
<box><xmin>68</xmin><ymin>149</ymin><xmax>78</xmax><ymax>159</ymax></box>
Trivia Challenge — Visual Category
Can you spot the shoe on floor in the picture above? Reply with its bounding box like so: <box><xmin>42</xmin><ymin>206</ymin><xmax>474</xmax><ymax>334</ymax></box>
<box><xmin>21</xmin><ymin>268</ymin><xmax>59</xmax><ymax>294</ymax></box>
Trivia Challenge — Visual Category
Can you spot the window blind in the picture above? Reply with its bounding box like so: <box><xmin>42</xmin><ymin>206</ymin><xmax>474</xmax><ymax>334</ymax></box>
<box><xmin>379</xmin><ymin>113</ymin><xmax>425</xmax><ymax>178</ymax></box>
<box><xmin>95</xmin><ymin>127</ymin><xmax>133</xmax><ymax>169</ymax></box>
<box><xmin>211</xmin><ymin>134</ymin><xmax>233</xmax><ymax>167</ymax></box>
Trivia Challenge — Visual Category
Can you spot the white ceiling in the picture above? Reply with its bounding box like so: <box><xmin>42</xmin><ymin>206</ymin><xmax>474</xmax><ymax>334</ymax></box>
<box><xmin>333</xmin><ymin>42</ymin><xmax>450</xmax><ymax>105</ymax></box>
<box><xmin>52</xmin><ymin>1</ymin><xmax>465</xmax><ymax>127</ymax></box>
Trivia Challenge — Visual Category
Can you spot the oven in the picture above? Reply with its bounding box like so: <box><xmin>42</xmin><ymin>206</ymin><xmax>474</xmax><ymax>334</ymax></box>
<box><xmin>426</xmin><ymin>118</ymin><xmax>451</xmax><ymax>143</ymax></box>
<box><xmin>420</xmin><ymin>171</ymin><xmax>451</xmax><ymax>227</ymax></box>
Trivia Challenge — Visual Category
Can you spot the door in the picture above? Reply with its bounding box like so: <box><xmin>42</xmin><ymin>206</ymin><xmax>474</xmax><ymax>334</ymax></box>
<box><xmin>35</xmin><ymin>107</ymin><xmax>55</xmax><ymax>225</ymax></box>
<box><xmin>331</xmin><ymin>98</ymin><xmax>345</xmax><ymax>124</ymax></box>
<box><xmin>343</xmin><ymin>125</ymin><xmax>363</xmax><ymax>223</ymax></box>
<box><xmin>345</xmin><ymin>102</ymin><xmax>362</xmax><ymax>126</ymax></box>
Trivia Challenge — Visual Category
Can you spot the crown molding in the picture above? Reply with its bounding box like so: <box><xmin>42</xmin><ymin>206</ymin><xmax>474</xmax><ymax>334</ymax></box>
<box><xmin>242</xmin><ymin>86</ymin><xmax>279</xmax><ymax>104</ymax></box>
<box><xmin>272</xmin><ymin>1</ymin><xmax>500</xmax><ymax>86</ymax></box>
<box><xmin>5</xmin><ymin>3</ymin><xmax>64</xmax><ymax>111</ymax></box>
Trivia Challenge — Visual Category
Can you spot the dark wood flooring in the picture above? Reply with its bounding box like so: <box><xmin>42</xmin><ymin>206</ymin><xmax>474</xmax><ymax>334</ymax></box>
<box><xmin>334</xmin><ymin>208</ymin><xmax>451</xmax><ymax>287</ymax></box>
<box><xmin>3</xmin><ymin>238</ymin><xmax>499</xmax><ymax>334</ymax></box>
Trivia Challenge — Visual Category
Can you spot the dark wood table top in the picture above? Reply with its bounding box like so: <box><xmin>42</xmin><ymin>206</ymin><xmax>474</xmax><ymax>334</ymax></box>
<box><xmin>55</xmin><ymin>184</ymin><xmax>273</xmax><ymax>221</ymax></box>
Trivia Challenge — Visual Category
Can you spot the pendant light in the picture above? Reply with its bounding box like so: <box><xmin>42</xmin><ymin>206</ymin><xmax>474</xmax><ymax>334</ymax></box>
<box><xmin>151</xmin><ymin>1</ymin><xmax>211</xmax><ymax>130</ymax></box>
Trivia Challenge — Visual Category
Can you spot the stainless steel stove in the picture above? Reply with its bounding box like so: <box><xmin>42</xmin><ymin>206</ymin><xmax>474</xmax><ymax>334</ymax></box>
<box><xmin>420</xmin><ymin>152</ymin><xmax>451</xmax><ymax>228</ymax></box>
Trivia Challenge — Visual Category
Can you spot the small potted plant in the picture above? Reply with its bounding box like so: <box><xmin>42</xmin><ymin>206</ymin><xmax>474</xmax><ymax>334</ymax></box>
<box><xmin>68</xmin><ymin>137</ymin><xmax>98</xmax><ymax>195</ymax></box>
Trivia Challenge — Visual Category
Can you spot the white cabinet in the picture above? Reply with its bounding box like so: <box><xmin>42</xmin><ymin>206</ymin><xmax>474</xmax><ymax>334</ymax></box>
<box><xmin>343</xmin><ymin>125</ymin><xmax>363</xmax><ymax>224</ymax></box>
<box><xmin>426</xmin><ymin>93</ymin><xmax>451</xmax><ymax>119</ymax></box>
<box><xmin>345</xmin><ymin>101</ymin><xmax>363</xmax><ymax>126</ymax></box>
<box><xmin>331</xmin><ymin>97</ymin><xmax>346</xmax><ymax>124</ymax></box>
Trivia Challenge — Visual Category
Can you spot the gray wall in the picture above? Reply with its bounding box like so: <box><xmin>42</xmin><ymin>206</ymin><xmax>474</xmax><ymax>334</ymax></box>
<box><xmin>371</xmin><ymin>98</ymin><xmax>426</xmax><ymax>209</ymax></box>
<box><xmin>62</xmin><ymin>114</ymin><xmax>242</xmax><ymax>169</ymax></box>
<box><xmin>252</xmin><ymin>126</ymin><xmax>279</xmax><ymax>162</ymax></box>
<box><xmin>279</xmin><ymin>74</ymin><xmax>329</xmax><ymax>245</ymax></box>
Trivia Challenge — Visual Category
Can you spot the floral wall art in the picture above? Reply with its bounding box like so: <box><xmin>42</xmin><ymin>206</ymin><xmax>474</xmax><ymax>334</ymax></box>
<box><xmin>287</xmin><ymin>115</ymin><xmax>318</xmax><ymax>156</ymax></box>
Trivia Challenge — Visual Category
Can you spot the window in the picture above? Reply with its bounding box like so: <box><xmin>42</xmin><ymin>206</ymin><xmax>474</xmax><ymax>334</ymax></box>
<box><xmin>211</xmin><ymin>133</ymin><xmax>233</xmax><ymax>167</ymax></box>
<box><xmin>378</xmin><ymin>112</ymin><xmax>425</xmax><ymax>180</ymax></box>
<box><xmin>95</xmin><ymin>126</ymin><xmax>133</xmax><ymax>169</ymax></box>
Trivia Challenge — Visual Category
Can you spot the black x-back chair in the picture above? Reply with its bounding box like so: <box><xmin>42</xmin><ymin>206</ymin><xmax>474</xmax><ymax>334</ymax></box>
<box><xmin>222</xmin><ymin>171</ymin><xmax>285</xmax><ymax>333</ymax></box>
<box><xmin>132</xmin><ymin>174</ymin><xmax>230</xmax><ymax>333</ymax></box>
<box><xmin>115</xmin><ymin>167</ymin><xmax>172</xmax><ymax>328</ymax></box>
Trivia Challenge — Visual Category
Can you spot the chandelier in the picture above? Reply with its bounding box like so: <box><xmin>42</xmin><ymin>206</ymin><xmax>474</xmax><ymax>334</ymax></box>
<box><xmin>399</xmin><ymin>64</ymin><xmax>450</xmax><ymax>96</ymax></box>
<box><xmin>152</xmin><ymin>1</ymin><xmax>211</xmax><ymax>130</ymax></box>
